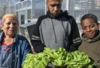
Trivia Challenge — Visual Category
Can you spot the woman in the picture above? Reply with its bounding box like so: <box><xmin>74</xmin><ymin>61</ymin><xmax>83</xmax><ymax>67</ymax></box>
<box><xmin>78</xmin><ymin>14</ymin><xmax>100</xmax><ymax>68</ymax></box>
<box><xmin>0</xmin><ymin>14</ymin><xmax>31</xmax><ymax>68</ymax></box>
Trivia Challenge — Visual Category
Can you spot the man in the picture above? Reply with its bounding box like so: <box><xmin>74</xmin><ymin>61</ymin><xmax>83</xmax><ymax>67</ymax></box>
<box><xmin>31</xmin><ymin>0</ymin><xmax>81</xmax><ymax>53</ymax></box>
<box><xmin>78</xmin><ymin>14</ymin><xmax>100</xmax><ymax>68</ymax></box>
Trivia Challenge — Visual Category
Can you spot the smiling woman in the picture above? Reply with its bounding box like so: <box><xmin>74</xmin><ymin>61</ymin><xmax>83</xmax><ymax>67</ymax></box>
<box><xmin>78</xmin><ymin>14</ymin><xmax>100</xmax><ymax>68</ymax></box>
<box><xmin>1</xmin><ymin>14</ymin><xmax>19</xmax><ymax>37</ymax></box>
<box><xmin>0</xmin><ymin>14</ymin><xmax>32</xmax><ymax>68</ymax></box>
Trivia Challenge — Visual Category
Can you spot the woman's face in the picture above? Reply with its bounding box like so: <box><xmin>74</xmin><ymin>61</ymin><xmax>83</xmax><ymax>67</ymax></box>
<box><xmin>81</xmin><ymin>18</ymin><xmax>98</xmax><ymax>39</ymax></box>
<box><xmin>2</xmin><ymin>17</ymin><xmax>18</xmax><ymax>37</ymax></box>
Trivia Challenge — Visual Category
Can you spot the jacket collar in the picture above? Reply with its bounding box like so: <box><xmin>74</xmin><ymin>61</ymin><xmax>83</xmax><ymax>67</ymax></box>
<box><xmin>0</xmin><ymin>32</ymin><xmax>3</xmax><ymax>43</ymax></box>
<box><xmin>0</xmin><ymin>31</ymin><xmax>18</xmax><ymax>44</ymax></box>
<box><xmin>82</xmin><ymin>30</ymin><xmax>100</xmax><ymax>43</ymax></box>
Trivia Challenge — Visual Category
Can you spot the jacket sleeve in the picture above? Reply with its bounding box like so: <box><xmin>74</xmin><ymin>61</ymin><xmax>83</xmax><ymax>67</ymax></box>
<box><xmin>21</xmin><ymin>37</ymin><xmax>32</xmax><ymax>65</ymax></box>
<box><xmin>68</xmin><ymin>16</ymin><xmax>81</xmax><ymax>51</ymax></box>
<box><xmin>31</xmin><ymin>17</ymin><xmax>45</xmax><ymax>53</ymax></box>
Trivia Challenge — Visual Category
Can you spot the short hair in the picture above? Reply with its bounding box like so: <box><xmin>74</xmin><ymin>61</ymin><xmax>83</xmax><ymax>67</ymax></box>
<box><xmin>81</xmin><ymin>13</ymin><xmax>98</xmax><ymax>25</ymax></box>
<box><xmin>1</xmin><ymin>14</ymin><xmax>18</xmax><ymax>25</ymax></box>
<box><xmin>46</xmin><ymin>0</ymin><xmax>63</xmax><ymax>3</ymax></box>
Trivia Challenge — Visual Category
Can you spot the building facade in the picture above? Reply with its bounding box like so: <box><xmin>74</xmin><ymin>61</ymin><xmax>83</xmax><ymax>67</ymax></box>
<box><xmin>0</xmin><ymin>0</ymin><xmax>100</xmax><ymax>24</ymax></box>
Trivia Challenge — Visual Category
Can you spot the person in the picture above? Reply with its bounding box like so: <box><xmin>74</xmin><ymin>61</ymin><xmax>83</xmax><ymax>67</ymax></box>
<box><xmin>78</xmin><ymin>14</ymin><xmax>100</xmax><ymax>68</ymax></box>
<box><xmin>31</xmin><ymin>0</ymin><xmax>81</xmax><ymax>68</ymax></box>
<box><xmin>98</xmin><ymin>23</ymin><xmax>100</xmax><ymax>30</ymax></box>
<box><xmin>31</xmin><ymin>0</ymin><xmax>81</xmax><ymax>53</ymax></box>
<box><xmin>0</xmin><ymin>14</ymin><xmax>32</xmax><ymax>68</ymax></box>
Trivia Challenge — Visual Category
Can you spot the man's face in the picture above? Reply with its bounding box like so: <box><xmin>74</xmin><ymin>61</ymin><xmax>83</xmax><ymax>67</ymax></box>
<box><xmin>2</xmin><ymin>17</ymin><xmax>18</xmax><ymax>37</ymax></box>
<box><xmin>46</xmin><ymin>0</ymin><xmax>62</xmax><ymax>16</ymax></box>
<box><xmin>82</xmin><ymin>18</ymin><xmax>98</xmax><ymax>39</ymax></box>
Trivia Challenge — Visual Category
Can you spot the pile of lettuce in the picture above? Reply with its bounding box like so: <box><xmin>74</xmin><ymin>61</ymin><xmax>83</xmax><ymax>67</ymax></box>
<box><xmin>22</xmin><ymin>47</ymin><xmax>95</xmax><ymax>68</ymax></box>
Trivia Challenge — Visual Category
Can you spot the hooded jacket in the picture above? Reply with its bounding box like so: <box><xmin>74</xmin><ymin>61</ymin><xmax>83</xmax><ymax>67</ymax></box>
<box><xmin>78</xmin><ymin>31</ymin><xmax>100</xmax><ymax>68</ymax></box>
<box><xmin>31</xmin><ymin>10</ymin><xmax>81</xmax><ymax>53</ymax></box>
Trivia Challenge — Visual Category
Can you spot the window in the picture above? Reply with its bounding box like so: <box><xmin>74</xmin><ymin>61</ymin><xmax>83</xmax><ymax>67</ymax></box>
<box><xmin>27</xmin><ymin>9</ymin><xmax>31</xmax><ymax>19</ymax></box>
<box><xmin>95</xmin><ymin>0</ymin><xmax>100</xmax><ymax>7</ymax></box>
<box><xmin>62</xmin><ymin>0</ymin><xmax>67</xmax><ymax>10</ymax></box>
<box><xmin>32</xmin><ymin>0</ymin><xmax>45</xmax><ymax>18</ymax></box>
<box><xmin>15</xmin><ymin>0</ymin><xmax>20</xmax><ymax>3</ymax></box>
<box><xmin>23</xmin><ymin>0</ymin><xmax>31</xmax><ymax>8</ymax></box>
<box><xmin>10</xmin><ymin>0</ymin><xmax>15</xmax><ymax>6</ymax></box>
<box><xmin>69</xmin><ymin>0</ymin><xmax>100</xmax><ymax>22</ymax></box>
<box><xmin>10</xmin><ymin>6</ymin><xmax>16</xmax><ymax>14</ymax></box>
<box><xmin>16</xmin><ymin>3</ymin><xmax>22</xmax><ymax>10</ymax></box>
<box><xmin>21</xmin><ymin>15</ymin><xmax>25</xmax><ymax>24</ymax></box>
